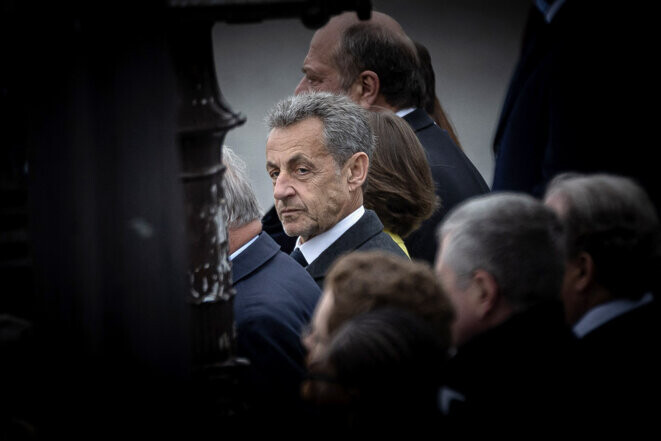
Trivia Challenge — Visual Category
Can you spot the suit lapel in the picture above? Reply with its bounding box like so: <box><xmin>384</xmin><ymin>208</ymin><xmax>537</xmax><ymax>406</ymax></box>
<box><xmin>306</xmin><ymin>210</ymin><xmax>383</xmax><ymax>280</ymax></box>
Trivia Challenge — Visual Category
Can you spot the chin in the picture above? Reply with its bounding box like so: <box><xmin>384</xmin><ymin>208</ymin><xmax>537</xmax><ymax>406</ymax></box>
<box><xmin>282</xmin><ymin>223</ymin><xmax>302</xmax><ymax>238</ymax></box>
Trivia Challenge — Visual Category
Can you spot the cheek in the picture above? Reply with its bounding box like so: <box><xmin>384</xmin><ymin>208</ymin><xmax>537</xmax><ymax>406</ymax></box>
<box><xmin>448</xmin><ymin>292</ymin><xmax>473</xmax><ymax>344</ymax></box>
<box><xmin>305</xmin><ymin>179</ymin><xmax>345</xmax><ymax>214</ymax></box>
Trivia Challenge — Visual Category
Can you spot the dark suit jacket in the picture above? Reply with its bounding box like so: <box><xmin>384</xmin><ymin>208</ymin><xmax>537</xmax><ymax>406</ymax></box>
<box><xmin>441</xmin><ymin>301</ymin><xmax>578</xmax><ymax>436</ymax></box>
<box><xmin>574</xmin><ymin>297</ymin><xmax>660</xmax><ymax>432</ymax></box>
<box><xmin>492</xmin><ymin>2</ymin><xmax>658</xmax><ymax>211</ymax></box>
<box><xmin>231</xmin><ymin>232</ymin><xmax>321</xmax><ymax>414</ymax></box>
<box><xmin>402</xmin><ymin>108</ymin><xmax>489</xmax><ymax>265</ymax></box>
<box><xmin>306</xmin><ymin>209</ymin><xmax>407</xmax><ymax>289</ymax></box>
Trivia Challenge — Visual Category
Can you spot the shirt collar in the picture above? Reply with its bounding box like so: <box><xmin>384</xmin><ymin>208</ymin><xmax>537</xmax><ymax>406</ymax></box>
<box><xmin>229</xmin><ymin>234</ymin><xmax>260</xmax><ymax>261</ymax></box>
<box><xmin>295</xmin><ymin>206</ymin><xmax>365</xmax><ymax>265</ymax></box>
<box><xmin>573</xmin><ymin>292</ymin><xmax>654</xmax><ymax>338</ymax></box>
<box><xmin>395</xmin><ymin>107</ymin><xmax>416</xmax><ymax>118</ymax></box>
<box><xmin>535</xmin><ymin>0</ymin><xmax>567</xmax><ymax>23</ymax></box>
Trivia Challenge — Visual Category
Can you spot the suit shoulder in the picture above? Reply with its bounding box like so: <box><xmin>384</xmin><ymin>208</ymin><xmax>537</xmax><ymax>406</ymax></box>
<box><xmin>233</xmin><ymin>251</ymin><xmax>320</xmax><ymax>320</ymax></box>
<box><xmin>357</xmin><ymin>230</ymin><xmax>408</xmax><ymax>258</ymax></box>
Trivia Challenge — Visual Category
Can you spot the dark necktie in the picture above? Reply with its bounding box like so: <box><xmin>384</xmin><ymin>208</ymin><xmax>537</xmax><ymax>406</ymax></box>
<box><xmin>290</xmin><ymin>247</ymin><xmax>308</xmax><ymax>267</ymax></box>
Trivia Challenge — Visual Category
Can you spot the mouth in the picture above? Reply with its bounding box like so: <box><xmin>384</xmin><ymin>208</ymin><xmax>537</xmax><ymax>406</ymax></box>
<box><xmin>279</xmin><ymin>208</ymin><xmax>302</xmax><ymax>217</ymax></box>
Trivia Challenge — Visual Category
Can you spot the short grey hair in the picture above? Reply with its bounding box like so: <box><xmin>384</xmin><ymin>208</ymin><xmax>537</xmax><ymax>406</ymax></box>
<box><xmin>266</xmin><ymin>92</ymin><xmax>375</xmax><ymax>167</ymax></box>
<box><xmin>221</xmin><ymin>147</ymin><xmax>262</xmax><ymax>229</ymax></box>
<box><xmin>544</xmin><ymin>173</ymin><xmax>660</xmax><ymax>299</ymax></box>
<box><xmin>438</xmin><ymin>193</ymin><xmax>565</xmax><ymax>309</ymax></box>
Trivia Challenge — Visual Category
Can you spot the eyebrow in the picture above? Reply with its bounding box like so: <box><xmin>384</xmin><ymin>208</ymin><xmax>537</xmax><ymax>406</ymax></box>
<box><xmin>287</xmin><ymin>153</ymin><xmax>311</xmax><ymax>166</ymax></box>
<box><xmin>266</xmin><ymin>153</ymin><xmax>313</xmax><ymax>171</ymax></box>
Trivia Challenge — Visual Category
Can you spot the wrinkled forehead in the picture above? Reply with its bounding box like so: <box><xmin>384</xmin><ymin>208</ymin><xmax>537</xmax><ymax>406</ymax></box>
<box><xmin>314</xmin><ymin>11</ymin><xmax>415</xmax><ymax>53</ymax></box>
<box><xmin>312</xmin><ymin>287</ymin><xmax>335</xmax><ymax>336</ymax></box>
<box><xmin>308</xmin><ymin>21</ymin><xmax>343</xmax><ymax>61</ymax></box>
<box><xmin>266</xmin><ymin>118</ymin><xmax>328</xmax><ymax>154</ymax></box>
<box><xmin>544</xmin><ymin>191</ymin><xmax>570</xmax><ymax>219</ymax></box>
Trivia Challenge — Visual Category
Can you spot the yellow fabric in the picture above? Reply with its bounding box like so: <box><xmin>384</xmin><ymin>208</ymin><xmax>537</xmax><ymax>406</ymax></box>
<box><xmin>385</xmin><ymin>230</ymin><xmax>410</xmax><ymax>259</ymax></box>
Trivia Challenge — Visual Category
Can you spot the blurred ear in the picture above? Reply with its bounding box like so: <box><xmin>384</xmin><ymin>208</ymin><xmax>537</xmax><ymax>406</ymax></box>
<box><xmin>345</xmin><ymin>152</ymin><xmax>369</xmax><ymax>191</ymax></box>
<box><xmin>571</xmin><ymin>252</ymin><xmax>595</xmax><ymax>293</ymax></box>
<box><xmin>560</xmin><ymin>252</ymin><xmax>597</xmax><ymax>325</ymax></box>
<box><xmin>471</xmin><ymin>269</ymin><xmax>499</xmax><ymax>319</ymax></box>
<box><xmin>349</xmin><ymin>70</ymin><xmax>380</xmax><ymax>108</ymax></box>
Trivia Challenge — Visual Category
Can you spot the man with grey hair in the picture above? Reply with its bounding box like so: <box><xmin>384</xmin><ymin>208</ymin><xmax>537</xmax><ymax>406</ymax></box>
<box><xmin>287</xmin><ymin>11</ymin><xmax>489</xmax><ymax>266</ymax></box>
<box><xmin>543</xmin><ymin>173</ymin><xmax>660</xmax><ymax>429</ymax></box>
<box><xmin>222</xmin><ymin>147</ymin><xmax>320</xmax><ymax>425</ymax></box>
<box><xmin>434</xmin><ymin>193</ymin><xmax>576</xmax><ymax>433</ymax></box>
<box><xmin>265</xmin><ymin>92</ymin><xmax>406</xmax><ymax>289</ymax></box>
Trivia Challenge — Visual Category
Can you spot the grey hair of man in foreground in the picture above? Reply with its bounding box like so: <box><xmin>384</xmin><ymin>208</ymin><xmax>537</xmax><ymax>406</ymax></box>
<box><xmin>266</xmin><ymin>91</ymin><xmax>375</xmax><ymax>168</ymax></box>
<box><xmin>221</xmin><ymin>146</ymin><xmax>262</xmax><ymax>230</ymax></box>
<box><xmin>438</xmin><ymin>192</ymin><xmax>566</xmax><ymax>311</ymax></box>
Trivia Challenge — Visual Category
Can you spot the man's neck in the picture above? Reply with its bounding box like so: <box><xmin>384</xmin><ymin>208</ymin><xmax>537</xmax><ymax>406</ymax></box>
<box><xmin>228</xmin><ymin>220</ymin><xmax>262</xmax><ymax>255</ymax></box>
<box><xmin>295</xmin><ymin>206</ymin><xmax>365</xmax><ymax>265</ymax></box>
<box><xmin>371</xmin><ymin>95</ymin><xmax>398</xmax><ymax>112</ymax></box>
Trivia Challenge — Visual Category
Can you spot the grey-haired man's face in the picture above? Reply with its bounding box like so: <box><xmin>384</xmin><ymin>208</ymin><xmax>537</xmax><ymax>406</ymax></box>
<box><xmin>266</xmin><ymin>117</ymin><xmax>354</xmax><ymax>242</ymax></box>
<box><xmin>294</xmin><ymin>25</ymin><xmax>346</xmax><ymax>96</ymax></box>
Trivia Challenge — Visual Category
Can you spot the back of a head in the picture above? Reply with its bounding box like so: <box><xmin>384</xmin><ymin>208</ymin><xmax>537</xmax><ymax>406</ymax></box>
<box><xmin>545</xmin><ymin>173</ymin><xmax>661</xmax><ymax>299</ymax></box>
<box><xmin>221</xmin><ymin>146</ymin><xmax>262</xmax><ymax>229</ymax></box>
<box><xmin>304</xmin><ymin>308</ymin><xmax>446</xmax><ymax>430</ymax></box>
<box><xmin>364</xmin><ymin>109</ymin><xmax>439</xmax><ymax>237</ymax></box>
<box><xmin>439</xmin><ymin>193</ymin><xmax>566</xmax><ymax>310</ymax></box>
<box><xmin>414</xmin><ymin>40</ymin><xmax>462</xmax><ymax>149</ymax></box>
<box><xmin>333</xmin><ymin>12</ymin><xmax>424</xmax><ymax>109</ymax></box>
<box><xmin>324</xmin><ymin>250</ymin><xmax>454</xmax><ymax>349</ymax></box>
<box><xmin>266</xmin><ymin>91</ymin><xmax>374</xmax><ymax>168</ymax></box>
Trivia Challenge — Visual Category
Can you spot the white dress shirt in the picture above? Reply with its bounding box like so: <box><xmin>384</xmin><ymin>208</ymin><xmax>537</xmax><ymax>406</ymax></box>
<box><xmin>229</xmin><ymin>234</ymin><xmax>259</xmax><ymax>261</ymax></box>
<box><xmin>395</xmin><ymin>107</ymin><xmax>416</xmax><ymax>118</ymax></box>
<box><xmin>572</xmin><ymin>292</ymin><xmax>654</xmax><ymax>338</ymax></box>
<box><xmin>293</xmin><ymin>206</ymin><xmax>365</xmax><ymax>265</ymax></box>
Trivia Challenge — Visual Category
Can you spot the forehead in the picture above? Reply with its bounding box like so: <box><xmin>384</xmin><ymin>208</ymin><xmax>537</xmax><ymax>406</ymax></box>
<box><xmin>435</xmin><ymin>235</ymin><xmax>455</xmax><ymax>275</ymax></box>
<box><xmin>544</xmin><ymin>191</ymin><xmax>569</xmax><ymax>218</ymax></box>
<box><xmin>436</xmin><ymin>244</ymin><xmax>461</xmax><ymax>299</ymax></box>
<box><xmin>266</xmin><ymin>117</ymin><xmax>329</xmax><ymax>159</ymax></box>
<box><xmin>436</xmin><ymin>234</ymin><xmax>451</xmax><ymax>261</ymax></box>
<box><xmin>305</xmin><ymin>26</ymin><xmax>341</xmax><ymax>70</ymax></box>
<box><xmin>309</xmin><ymin>19</ymin><xmax>342</xmax><ymax>57</ymax></box>
<box><xmin>313</xmin><ymin>288</ymin><xmax>334</xmax><ymax>334</ymax></box>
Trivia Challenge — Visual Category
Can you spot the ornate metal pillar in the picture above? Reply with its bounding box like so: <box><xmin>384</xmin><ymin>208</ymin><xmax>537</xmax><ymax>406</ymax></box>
<box><xmin>169</xmin><ymin>19</ymin><xmax>245</xmax><ymax>369</ymax></box>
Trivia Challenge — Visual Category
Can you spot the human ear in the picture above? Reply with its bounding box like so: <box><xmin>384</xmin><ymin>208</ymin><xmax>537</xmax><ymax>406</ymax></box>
<box><xmin>471</xmin><ymin>269</ymin><xmax>499</xmax><ymax>319</ymax></box>
<box><xmin>565</xmin><ymin>252</ymin><xmax>595</xmax><ymax>295</ymax></box>
<box><xmin>345</xmin><ymin>152</ymin><xmax>369</xmax><ymax>191</ymax></box>
<box><xmin>350</xmin><ymin>70</ymin><xmax>380</xmax><ymax>108</ymax></box>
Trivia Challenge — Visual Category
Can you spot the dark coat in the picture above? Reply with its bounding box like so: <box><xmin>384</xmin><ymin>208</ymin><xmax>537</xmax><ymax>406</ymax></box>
<box><xmin>492</xmin><ymin>2</ymin><xmax>658</xmax><ymax>211</ymax></box>
<box><xmin>306</xmin><ymin>209</ymin><xmax>407</xmax><ymax>289</ymax></box>
<box><xmin>231</xmin><ymin>232</ymin><xmax>321</xmax><ymax>410</ymax></box>
<box><xmin>402</xmin><ymin>108</ymin><xmax>489</xmax><ymax>265</ymax></box>
<box><xmin>440</xmin><ymin>301</ymin><xmax>578</xmax><ymax>435</ymax></box>
<box><xmin>574</xmin><ymin>297</ymin><xmax>660</xmax><ymax>433</ymax></box>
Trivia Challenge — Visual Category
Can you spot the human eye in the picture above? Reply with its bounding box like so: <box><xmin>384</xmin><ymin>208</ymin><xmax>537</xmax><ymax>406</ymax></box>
<box><xmin>293</xmin><ymin>161</ymin><xmax>314</xmax><ymax>177</ymax></box>
<box><xmin>305</xmin><ymin>72</ymin><xmax>321</xmax><ymax>86</ymax></box>
<box><xmin>268</xmin><ymin>169</ymin><xmax>280</xmax><ymax>181</ymax></box>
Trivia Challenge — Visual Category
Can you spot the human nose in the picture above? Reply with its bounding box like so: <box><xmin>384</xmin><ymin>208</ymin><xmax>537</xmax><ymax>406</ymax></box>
<box><xmin>273</xmin><ymin>172</ymin><xmax>296</xmax><ymax>200</ymax></box>
<box><xmin>294</xmin><ymin>76</ymin><xmax>309</xmax><ymax>95</ymax></box>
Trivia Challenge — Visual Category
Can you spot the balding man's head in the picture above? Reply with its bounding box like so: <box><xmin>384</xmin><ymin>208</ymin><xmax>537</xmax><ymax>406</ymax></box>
<box><xmin>294</xmin><ymin>11</ymin><xmax>424</xmax><ymax>111</ymax></box>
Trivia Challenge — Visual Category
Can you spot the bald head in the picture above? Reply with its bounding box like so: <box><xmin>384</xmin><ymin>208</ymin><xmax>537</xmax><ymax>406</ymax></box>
<box><xmin>294</xmin><ymin>11</ymin><xmax>424</xmax><ymax>110</ymax></box>
<box><xmin>326</xmin><ymin>11</ymin><xmax>409</xmax><ymax>38</ymax></box>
